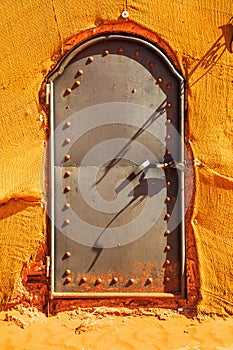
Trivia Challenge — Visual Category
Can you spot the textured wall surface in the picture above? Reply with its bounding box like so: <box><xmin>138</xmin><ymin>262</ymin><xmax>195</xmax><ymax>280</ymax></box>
<box><xmin>0</xmin><ymin>0</ymin><xmax>232</xmax><ymax>314</ymax></box>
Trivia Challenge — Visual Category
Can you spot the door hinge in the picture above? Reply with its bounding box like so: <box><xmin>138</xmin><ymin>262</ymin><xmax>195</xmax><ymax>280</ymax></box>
<box><xmin>46</xmin><ymin>84</ymin><xmax>50</xmax><ymax>105</ymax></box>
<box><xmin>46</xmin><ymin>256</ymin><xmax>51</xmax><ymax>277</ymax></box>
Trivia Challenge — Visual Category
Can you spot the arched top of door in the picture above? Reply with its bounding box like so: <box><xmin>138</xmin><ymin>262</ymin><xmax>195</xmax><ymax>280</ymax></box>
<box><xmin>47</xmin><ymin>33</ymin><xmax>184</xmax><ymax>85</ymax></box>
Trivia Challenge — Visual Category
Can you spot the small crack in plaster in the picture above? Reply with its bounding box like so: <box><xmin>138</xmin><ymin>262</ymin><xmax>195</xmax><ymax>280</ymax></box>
<box><xmin>51</xmin><ymin>0</ymin><xmax>63</xmax><ymax>55</ymax></box>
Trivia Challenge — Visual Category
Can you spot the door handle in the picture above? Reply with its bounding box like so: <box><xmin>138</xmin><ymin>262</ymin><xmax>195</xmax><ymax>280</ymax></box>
<box><xmin>133</xmin><ymin>160</ymin><xmax>151</xmax><ymax>175</ymax></box>
<box><xmin>134</xmin><ymin>160</ymin><xmax>189</xmax><ymax>175</ymax></box>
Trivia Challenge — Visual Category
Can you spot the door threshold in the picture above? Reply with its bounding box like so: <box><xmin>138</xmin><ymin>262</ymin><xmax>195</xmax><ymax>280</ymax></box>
<box><xmin>50</xmin><ymin>292</ymin><xmax>183</xmax><ymax>299</ymax></box>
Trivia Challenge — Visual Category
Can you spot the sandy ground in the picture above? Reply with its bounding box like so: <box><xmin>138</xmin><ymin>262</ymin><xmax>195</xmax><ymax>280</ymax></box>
<box><xmin>0</xmin><ymin>307</ymin><xmax>233</xmax><ymax>350</ymax></box>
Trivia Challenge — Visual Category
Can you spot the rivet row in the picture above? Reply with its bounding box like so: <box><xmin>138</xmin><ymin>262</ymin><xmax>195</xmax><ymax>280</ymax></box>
<box><xmin>63</xmin><ymin>277</ymin><xmax>158</xmax><ymax>285</ymax></box>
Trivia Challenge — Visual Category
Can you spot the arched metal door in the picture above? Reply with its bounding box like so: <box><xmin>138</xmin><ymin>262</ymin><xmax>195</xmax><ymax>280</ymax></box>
<box><xmin>47</xmin><ymin>34</ymin><xmax>185</xmax><ymax>298</ymax></box>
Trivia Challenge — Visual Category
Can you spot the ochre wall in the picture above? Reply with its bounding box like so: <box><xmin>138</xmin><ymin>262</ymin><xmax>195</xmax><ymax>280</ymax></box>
<box><xmin>0</xmin><ymin>0</ymin><xmax>232</xmax><ymax>314</ymax></box>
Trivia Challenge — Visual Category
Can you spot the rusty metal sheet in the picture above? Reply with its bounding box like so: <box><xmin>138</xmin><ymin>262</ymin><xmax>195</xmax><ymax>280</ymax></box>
<box><xmin>48</xmin><ymin>34</ymin><xmax>185</xmax><ymax>298</ymax></box>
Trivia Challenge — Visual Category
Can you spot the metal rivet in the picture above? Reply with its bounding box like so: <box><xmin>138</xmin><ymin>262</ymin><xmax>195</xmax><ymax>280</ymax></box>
<box><xmin>157</xmin><ymin>77</ymin><xmax>163</xmax><ymax>84</ymax></box>
<box><xmin>65</xmin><ymin>219</ymin><xmax>70</xmax><ymax>225</ymax></box>
<box><xmin>65</xmin><ymin>203</ymin><xmax>71</xmax><ymax>209</ymax></box>
<box><xmin>134</xmin><ymin>50</ymin><xmax>140</xmax><ymax>57</ymax></box>
<box><xmin>65</xmin><ymin>121</ymin><xmax>71</xmax><ymax>127</ymax></box>
<box><xmin>65</xmin><ymin>154</ymin><xmax>71</xmax><ymax>161</ymax></box>
<box><xmin>65</xmin><ymin>138</ymin><xmax>71</xmax><ymax>144</ymax></box>
<box><xmin>165</xmin><ymin>213</ymin><xmax>171</xmax><ymax>220</ymax></box>
<box><xmin>149</xmin><ymin>61</ymin><xmax>155</xmax><ymax>67</ymax></box>
<box><xmin>75</xmin><ymin>80</ymin><xmax>81</xmax><ymax>87</ymax></box>
<box><xmin>81</xmin><ymin>276</ymin><xmax>87</xmax><ymax>283</ymax></box>
<box><xmin>166</xmin><ymin>197</ymin><xmax>171</xmax><ymax>203</ymax></box>
<box><xmin>166</xmin><ymin>134</ymin><xmax>172</xmax><ymax>140</ymax></box>
<box><xmin>64</xmin><ymin>186</ymin><xmax>71</xmax><ymax>193</ymax></box>
<box><xmin>65</xmin><ymin>269</ymin><xmax>71</xmax><ymax>275</ymax></box>
<box><xmin>65</xmin><ymin>276</ymin><xmax>72</xmax><ymax>283</ymax></box>
<box><xmin>112</xmin><ymin>277</ymin><xmax>118</xmax><ymax>283</ymax></box>
<box><xmin>167</xmin><ymin>119</ymin><xmax>172</xmax><ymax>124</ymax></box>
<box><xmin>165</xmin><ymin>277</ymin><xmax>171</xmax><ymax>282</ymax></box>
<box><xmin>65</xmin><ymin>251</ymin><xmax>71</xmax><ymax>257</ymax></box>
<box><xmin>64</xmin><ymin>171</ymin><xmax>71</xmax><ymax>178</ymax></box>
<box><xmin>165</xmin><ymin>245</ymin><xmax>171</xmax><ymax>251</ymax></box>
<box><xmin>118</xmin><ymin>47</ymin><xmax>124</xmax><ymax>54</ymax></box>
<box><xmin>147</xmin><ymin>277</ymin><xmax>153</xmax><ymax>284</ymax></box>
<box><xmin>96</xmin><ymin>278</ymin><xmax>102</xmax><ymax>284</ymax></box>
<box><xmin>66</xmin><ymin>88</ymin><xmax>72</xmax><ymax>94</ymax></box>
<box><xmin>166</xmin><ymin>259</ymin><xmax>171</xmax><ymax>265</ymax></box>
<box><xmin>87</xmin><ymin>56</ymin><xmax>94</xmax><ymax>63</ymax></box>
<box><xmin>166</xmin><ymin>181</ymin><xmax>171</xmax><ymax>186</ymax></box>
<box><xmin>121</xmin><ymin>10</ymin><xmax>129</xmax><ymax>18</ymax></box>
<box><xmin>129</xmin><ymin>278</ymin><xmax>135</xmax><ymax>284</ymax></box>
<box><xmin>165</xmin><ymin>230</ymin><xmax>171</xmax><ymax>235</ymax></box>
<box><xmin>166</xmin><ymin>84</ymin><xmax>173</xmax><ymax>90</ymax></box>
<box><xmin>103</xmin><ymin>50</ymin><xmax>109</xmax><ymax>56</ymax></box>
<box><xmin>132</xmin><ymin>88</ymin><xmax>136</xmax><ymax>93</ymax></box>
<box><xmin>166</xmin><ymin>102</ymin><xmax>172</xmax><ymax>108</ymax></box>
<box><xmin>77</xmin><ymin>69</ymin><xmax>83</xmax><ymax>76</ymax></box>
<box><xmin>166</xmin><ymin>150</ymin><xmax>172</xmax><ymax>156</ymax></box>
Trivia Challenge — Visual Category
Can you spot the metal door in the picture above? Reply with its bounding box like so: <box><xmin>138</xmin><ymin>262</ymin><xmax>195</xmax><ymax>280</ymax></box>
<box><xmin>47</xmin><ymin>34</ymin><xmax>185</xmax><ymax>298</ymax></box>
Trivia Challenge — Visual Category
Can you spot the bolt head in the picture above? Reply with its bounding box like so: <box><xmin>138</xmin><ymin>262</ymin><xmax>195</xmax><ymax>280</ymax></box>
<box><xmin>64</xmin><ymin>186</ymin><xmax>71</xmax><ymax>193</ymax></box>
<box><xmin>166</xmin><ymin>102</ymin><xmax>172</xmax><ymax>108</ymax></box>
<box><xmin>65</xmin><ymin>276</ymin><xmax>72</xmax><ymax>283</ymax></box>
<box><xmin>65</xmin><ymin>219</ymin><xmax>70</xmax><ymax>225</ymax></box>
<box><xmin>77</xmin><ymin>69</ymin><xmax>83</xmax><ymax>76</ymax></box>
<box><xmin>118</xmin><ymin>47</ymin><xmax>124</xmax><ymax>54</ymax></box>
<box><xmin>157</xmin><ymin>77</ymin><xmax>163</xmax><ymax>84</ymax></box>
<box><xmin>65</xmin><ymin>203</ymin><xmax>71</xmax><ymax>209</ymax></box>
<box><xmin>166</xmin><ymin>197</ymin><xmax>171</xmax><ymax>203</ymax></box>
<box><xmin>121</xmin><ymin>10</ymin><xmax>129</xmax><ymax>18</ymax></box>
<box><xmin>166</xmin><ymin>181</ymin><xmax>171</xmax><ymax>186</ymax></box>
<box><xmin>81</xmin><ymin>276</ymin><xmax>87</xmax><ymax>283</ymax></box>
<box><xmin>112</xmin><ymin>277</ymin><xmax>118</xmax><ymax>283</ymax></box>
<box><xmin>88</xmin><ymin>56</ymin><xmax>94</xmax><ymax>63</ymax></box>
<box><xmin>65</xmin><ymin>251</ymin><xmax>71</xmax><ymax>258</ymax></box>
<box><xmin>147</xmin><ymin>277</ymin><xmax>153</xmax><ymax>283</ymax></box>
<box><xmin>103</xmin><ymin>50</ymin><xmax>109</xmax><ymax>56</ymax></box>
<box><xmin>75</xmin><ymin>80</ymin><xmax>81</xmax><ymax>86</ymax></box>
<box><xmin>65</xmin><ymin>269</ymin><xmax>71</xmax><ymax>275</ymax></box>
<box><xmin>167</xmin><ymin>119</ymin><xmax>172</xmax><ymax>124</ymax></box>
<box><xmin>65</xmin><ymin>121</ymin><xmax>71</xmax><ymax>127</ymax></box>
<box><xmin>165</xmin><ymin>245</ymin><xmax>171</xmax><ymax>251</ymax></box>
<box><xmin>165</xmin><ymin>213</ymin><xmax>171</xmax><ymax>220</ymax></box>
<box><xmin>64</xmin><ymin>171</ymin><xmax>71</xmax><ymax>178</ymax></box>
<box><xmin>96</xmin><ymin>278</ymin><xmax>102</xmax><ymax>284</ymax></box>
<box><xmin>65</xmin><ymin>154</ymin><xmax>71</xmax><ymax>161</ymax></box>
<box><xmin>149</xmin><ymin>61</ymin><xmax>155</xmax><ymax>67</ymax></box>
<box><xmin>134</xmin><ymin>50</ymin><xmax>140</xmax><ymax>57</ymax></box>
<box><xmin>129</xmin><ymin>278</ymin><xmax>135</xmax><ymax>284</ymax></box>
<box><xmin>66</xmin><ymin>88</ymin><xmax>72</xmax><ymax>94</ymax></box>
<box><xmin>166</xmin><ymin>259</ymin><xmax>171</xmax><ymax>265</ymax></box>
<box><xmin>165</xmin><ymin>230</ymin><xmax>171</xmax><ymax>236</ymax></box>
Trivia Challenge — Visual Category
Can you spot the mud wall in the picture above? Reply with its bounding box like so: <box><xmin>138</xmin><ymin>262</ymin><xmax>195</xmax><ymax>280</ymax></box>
<box><xmin>0</xmin><ymin>0</ymin><xmax>232</xmax><ymax>314</ymax></box>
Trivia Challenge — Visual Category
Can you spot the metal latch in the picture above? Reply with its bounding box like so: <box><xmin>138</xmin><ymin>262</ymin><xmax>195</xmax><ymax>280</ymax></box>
<box><xmin>134</xmin><ymin>160</ymin><xmax>189</xmax><ymax>175</ymax></box>
<box><xmin>46</xmin><ymin>84</ymin><xmax>50</xmax><ymax>105</ymax></box>
<box><xmin>46</xmin><ymin>256</ymin><xmax>51</xmax><ymax>278</ymax></box>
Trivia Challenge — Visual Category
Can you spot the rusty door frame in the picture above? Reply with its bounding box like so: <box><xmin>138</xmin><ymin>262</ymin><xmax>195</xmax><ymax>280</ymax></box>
<box><xmin>47</xmin><ymin>34</ymin><xmax>185</xmax><ymax>299</ymax></box>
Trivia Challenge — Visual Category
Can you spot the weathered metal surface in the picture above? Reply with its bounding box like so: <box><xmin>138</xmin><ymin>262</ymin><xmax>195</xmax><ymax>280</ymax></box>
<box><xmin>49</xmin><ymin>34</ymin><xmax>185</xmax><ymax>298</ymax></box>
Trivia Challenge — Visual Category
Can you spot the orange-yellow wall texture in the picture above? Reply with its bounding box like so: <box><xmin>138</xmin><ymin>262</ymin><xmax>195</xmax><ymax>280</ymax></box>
<box><xmin>0</xmin><ymin>0</ymin><xmax>232</xmax><ymax>314</ymax></box>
